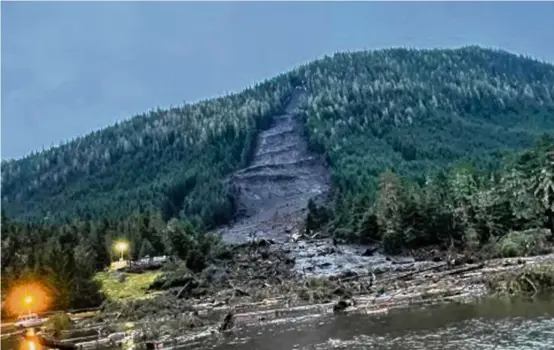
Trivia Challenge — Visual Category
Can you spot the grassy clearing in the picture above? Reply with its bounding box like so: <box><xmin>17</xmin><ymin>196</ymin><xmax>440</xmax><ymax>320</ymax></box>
<box><xmin>94</xmin><ymin>271</ymin><xmax>163</xmax><ymax>302</ymax></box>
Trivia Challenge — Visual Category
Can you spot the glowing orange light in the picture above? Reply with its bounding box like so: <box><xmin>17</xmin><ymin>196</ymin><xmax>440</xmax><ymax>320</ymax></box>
<box><xmin>20</xmin><ymin>339</ymin><xmax>41</xmax><ymax>350</ymax></box>
<box><xmin>5</xmin><ymin>282</ymin><xmax>51</xmax><ymax>316</ymax></box>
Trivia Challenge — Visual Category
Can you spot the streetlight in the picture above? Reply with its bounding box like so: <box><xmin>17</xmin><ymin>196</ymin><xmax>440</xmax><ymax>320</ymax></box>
<box><xmin>115</xmin><ymin>241</ymin><xmax>129</xmax><ymax>262</ymax></box>
<box><xmin>24</xmin><ymin>295</ymin><xmax>32</xmax><ymax>315</ymax></box>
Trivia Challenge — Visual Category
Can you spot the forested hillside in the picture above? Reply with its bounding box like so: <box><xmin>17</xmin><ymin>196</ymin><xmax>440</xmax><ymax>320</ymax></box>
<box><xmin>1</xmin><ymin>79</ymin><xmax>292</xmax><ymax>226</ymax></box>
<box><xmin>2</xmin><ymin>46</ymin><xmax>554</xmax><ymax>230</ymax></box>
<box><xmin>3</xmin><ymin>46</ymin><xmax>554</xmax><ymax>312</ymax></box>
<box><xmin>3</xmin><ymin>136</ymin><xmax>552</xmax><ymax>313</ymax></box>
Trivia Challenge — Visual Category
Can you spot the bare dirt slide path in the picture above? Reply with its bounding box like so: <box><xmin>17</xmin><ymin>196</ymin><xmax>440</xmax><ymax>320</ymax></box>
<box><xmin>217</xmin><ymin>88</ymin><xmax>331</xmax><ymax>245</ymax></box>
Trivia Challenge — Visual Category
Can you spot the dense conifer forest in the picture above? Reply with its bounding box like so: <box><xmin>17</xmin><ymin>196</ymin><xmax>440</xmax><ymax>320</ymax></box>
<box><xmin>2</xmin><ymin>46</ymin><xmax>554</xmax><ymax>311</ymax></box>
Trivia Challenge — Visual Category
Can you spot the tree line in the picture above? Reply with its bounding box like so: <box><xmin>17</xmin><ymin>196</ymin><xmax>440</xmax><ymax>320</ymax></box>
<box><xmin>2</xmin><ymin>47</ymin><xmax>553</xmax><ymax>230</ymax></box>
<box><xmin>0</xmin><ymin>210</ymin><xmax>225</xmax><ymax>315</ymax></box>
<box><xmin>2</xmin><ymin>135</ymin><xmax>551</xmax><ymax>314</ymax></box>
<box><xmin>309</xmin><ymin>135</ymin><xmax>554</xmax><ymax>255</ymax></box>
<box><xmin>2</xmin><ymin>47</ymin><xmax>554</xmax><ymax>312</ymax></box>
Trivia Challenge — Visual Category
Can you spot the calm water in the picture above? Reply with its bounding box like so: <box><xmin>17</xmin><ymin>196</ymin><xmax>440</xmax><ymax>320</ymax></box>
<box><xmin>3</xmin><ymin>296</ymin><xmax>554</xmax><ymax>350</ymax></box>
<box><xmin>207</xmin><ymin>295</ymin><xmax>554</xmax><ymax>350</ymax></box>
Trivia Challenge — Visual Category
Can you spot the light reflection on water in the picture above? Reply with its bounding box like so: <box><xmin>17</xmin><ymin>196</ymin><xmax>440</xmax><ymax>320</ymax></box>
<box><xmin>208</xmin><ymin>295</ymin><xmax>554</xmax><ymax>350</ymax></box>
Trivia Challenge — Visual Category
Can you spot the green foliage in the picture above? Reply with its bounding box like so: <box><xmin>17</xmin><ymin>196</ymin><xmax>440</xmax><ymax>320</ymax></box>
<box><xmin>1</xmin><ymin>78</ymin><xmax>292</xmax><ymax>227</ymax></box>
<box><xmin>163</xmin><ymin>219</ymin><xmax>198</xmax><ymax>260</ymax></box>
<box><xmin>94</xmin><ymin>270</ymin><xmax>162</xmax><ymax>302</ymax></box>
<box><xmin>294</xmin><ymin>47</ymin><xmax>554</xmax><ymax>237</ymax></box>
<box><xmin>305</xmin><ymin>199</ymin><xmax>332</xmax><ymax>234</ymax></box>
<box><xmin>185</xmin><ymin>249</ymin><xmax>207</xmax><ymax>273</ymax></box>
<box><xmin>488</xmin><ymin>264</ymin><xmax>554</xmax><ymax>296</ymax></box>
<box><xmin>162</xmin><ymin>218</ymin><xmax>223</xmax><ymax>273</ymax></box>
<box><xmin>3</xmin><ymin>47</ymin><xmax>554</xmax><ymax>232</ymax></box>
<box><xmin>1</xmin><ymin>207</ymin><xmax>225</xmax><ymax>309</ymax></box>
<box><xmin>0</xmin><ymin>211</ymin><xmax>169</xmax><ymax>310</ymax></box>
<box><xmin>497</xmin><ymin>229</ymin><xmax>551</xmax><ymax>258</ymax></box>
<box><xmin>2</xmin><ymin>47</ymin><xmax>554</xmax><ymax>305</ymax></box>
<box><xmin>360</xmin><ymin>138</ymin><xmax>554</xmax><ymax>253</ymax></box>
<box><xmin>44</xmin><ymin>313</ymin><xmax>73</xmax><ymax>338</ymax></box>
<box><xmin>139</xmin><ymin>239</ymin><xmax>155</xmax><ymax>258</ymax></box>
<box><xmin>148</xmin><ymin>262</ymin><xmax>196</xmax><ymax>290</ymax></box>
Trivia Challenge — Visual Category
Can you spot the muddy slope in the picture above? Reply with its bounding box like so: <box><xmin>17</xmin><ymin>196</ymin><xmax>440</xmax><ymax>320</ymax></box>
<box><xmin>218</xmin><ymin>88</ymin><xmax>331</xmax><ymax>244</ymax></box>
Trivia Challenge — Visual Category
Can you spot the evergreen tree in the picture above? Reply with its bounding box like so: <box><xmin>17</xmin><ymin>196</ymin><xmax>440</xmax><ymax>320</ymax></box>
<box><xmin>139</xmin><ymin>239</ymin><xmax>155</xmax><ymax>258</ymax></box>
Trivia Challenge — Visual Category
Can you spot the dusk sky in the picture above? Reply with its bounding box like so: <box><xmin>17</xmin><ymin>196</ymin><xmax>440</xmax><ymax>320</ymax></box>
<box><xmin>2</xmin><ymin>1</ymin><xmax>553</xmax><ymax>160</ymax></box>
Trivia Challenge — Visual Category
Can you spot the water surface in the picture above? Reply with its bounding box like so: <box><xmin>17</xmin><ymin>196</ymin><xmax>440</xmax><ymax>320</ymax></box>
<box><xmin>205</xmin><ymin>295</ymin><xmax>554</xmax><ymax>350</ymax></box>
<box><xmin>3</xmin><ymin>295</ymin><xmax>554</xmax><ymax>350</ymax></box>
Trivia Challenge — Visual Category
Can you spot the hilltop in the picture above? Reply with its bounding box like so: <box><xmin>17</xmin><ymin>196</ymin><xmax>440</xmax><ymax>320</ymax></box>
<box><xmin>2</xmin><ymin>45</ymin><xmax>554</xmax><ymax>319</ymax></box>
<box><xmin>2</xmin><ymin>46</ymin><xmax>554</xmax><ymax>232</ymax></box>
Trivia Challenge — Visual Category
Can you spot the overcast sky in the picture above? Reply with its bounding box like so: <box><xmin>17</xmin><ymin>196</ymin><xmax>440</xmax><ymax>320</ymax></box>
<box><xmin>2</xmin><ymin>1</ymin><xmax>553</xmax><ymax>160</ymax></box>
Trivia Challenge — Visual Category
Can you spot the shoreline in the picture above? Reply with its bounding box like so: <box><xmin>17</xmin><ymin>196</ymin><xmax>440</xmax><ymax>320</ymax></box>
<box><xmin>4</xmin><ymin>240</ymin><xmax>553</xmax><ymax>350</ymax></box>
<box><xmin>92</xmin><ymin>241</ymin><xmax>554</xmax><ymax>349</ymax></box>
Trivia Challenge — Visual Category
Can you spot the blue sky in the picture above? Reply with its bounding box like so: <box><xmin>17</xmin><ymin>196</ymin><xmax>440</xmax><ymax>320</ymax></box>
<box><xmin>2</xmin><ymin>1</ymin><xmax>553</xmax><ymax>160</ymax></box>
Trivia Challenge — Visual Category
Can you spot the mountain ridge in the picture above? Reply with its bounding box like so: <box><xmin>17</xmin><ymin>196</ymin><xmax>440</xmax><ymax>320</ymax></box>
<box><xmin>2</xmin><ymin>46</ymin><xmax>554</xmax><ymax>227</ymax></box>
<box><xmin>2</xmin><ymin>45</ymin><xmax>551</xmax><ymax>163</ymax></box>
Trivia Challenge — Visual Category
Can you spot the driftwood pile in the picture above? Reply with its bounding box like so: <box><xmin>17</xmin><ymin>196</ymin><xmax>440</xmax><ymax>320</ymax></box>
<box><xmin>70</xmin><ymin>241</ymin><xmax>554</xmax><ymax>350</ymax></box>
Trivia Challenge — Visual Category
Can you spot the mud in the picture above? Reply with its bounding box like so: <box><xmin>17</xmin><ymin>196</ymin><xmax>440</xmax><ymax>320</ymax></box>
<box><xmin>274</xmin><ymin>238</ymin><xmax>428</xmax><ymax>278</ymax></box>
<box><xmin>5</xmin><ymin>241</ymin><xmax>550</xmax><ymax>350</ymax></box>
<box><xmin>217</xmin><ymin>88</ymin><xmax>331</xmax><ymax>245</ymax></box>
<box><xmin>86</xmin><ymin>240</ymin><xmax>554</xmax><ymax>350</ymax></box>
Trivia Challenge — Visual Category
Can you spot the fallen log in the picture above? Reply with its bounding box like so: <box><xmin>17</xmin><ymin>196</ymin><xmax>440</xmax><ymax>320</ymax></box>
<box><xmin>219</xmin><ymin>311</ymin><xmax>234</xmax><ymax>332</ymax></box>
<box><xmin>442</xmin><ymin>263</ymin><xmax>485</xmax><ymax>277</ymax></box>
<box><xmin>376</xmin><ymin>263</ymin><xmax>447</xmax><ymax>285</ymax></box>
<box><xmin>176</xmin><ymin>282</ymin><xmax>191</xmax><ymax>299</ymax></box>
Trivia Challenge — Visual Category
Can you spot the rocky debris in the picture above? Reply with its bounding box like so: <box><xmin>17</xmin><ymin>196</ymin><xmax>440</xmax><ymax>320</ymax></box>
<box><xmin>122</xmin><ymin>261</ymin><xmax>166</xmax><ymax>274</ymax></box>
<box><xmin>76</xmin><ymin>251</ymin><xmax>554</xmax><ymax>350</ymax></box>
<box><xmin>233</xmin><ymin>288</ymin><xmax>250</xmax><ymax>297</ymax></box>
<box><xmin>217</xmin><ymin>88</ymin><xmax>331</xmax><ymax>245</ymax></box>
<box><xmin>219</xmin><ymin>311</ymin><xmax>234</xmax><ymax>332</ymax></box>
<box><xmin>145</xmin><ymin>341</ymin><xmax>162</xmax><ymax>350</ymax></box>
<box><xmin>251</xmin><ymin>238</ymin><xmax>275</xmax><ymax>247</ymax></box>
<box><xmin>332</xmin><ymin>299</ymin><xmax>353</xmax><ymax>313</ymax></box>
<box><xmin>201</xmin><ymin>266</ymin><xmax>229</xmax><ymax>287</ymax></box>
<box><xmin>337</xmin><ymin>270</ymin><xmax>358</xmax><ymax>280</ymax></box>
<box><xmin>148</xmin><ymin>273</ymin><xmax>198</xmax><ymax>292</ymax></box>
<box><xmin>362</xmin><ymin>247</ymin><xmax>379</xmax><ymax>257</ymax></box>
<box><xmin>274</xmin><ymin>238</ymin><xmax>432</xmax><ymax>279</ymax></box>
